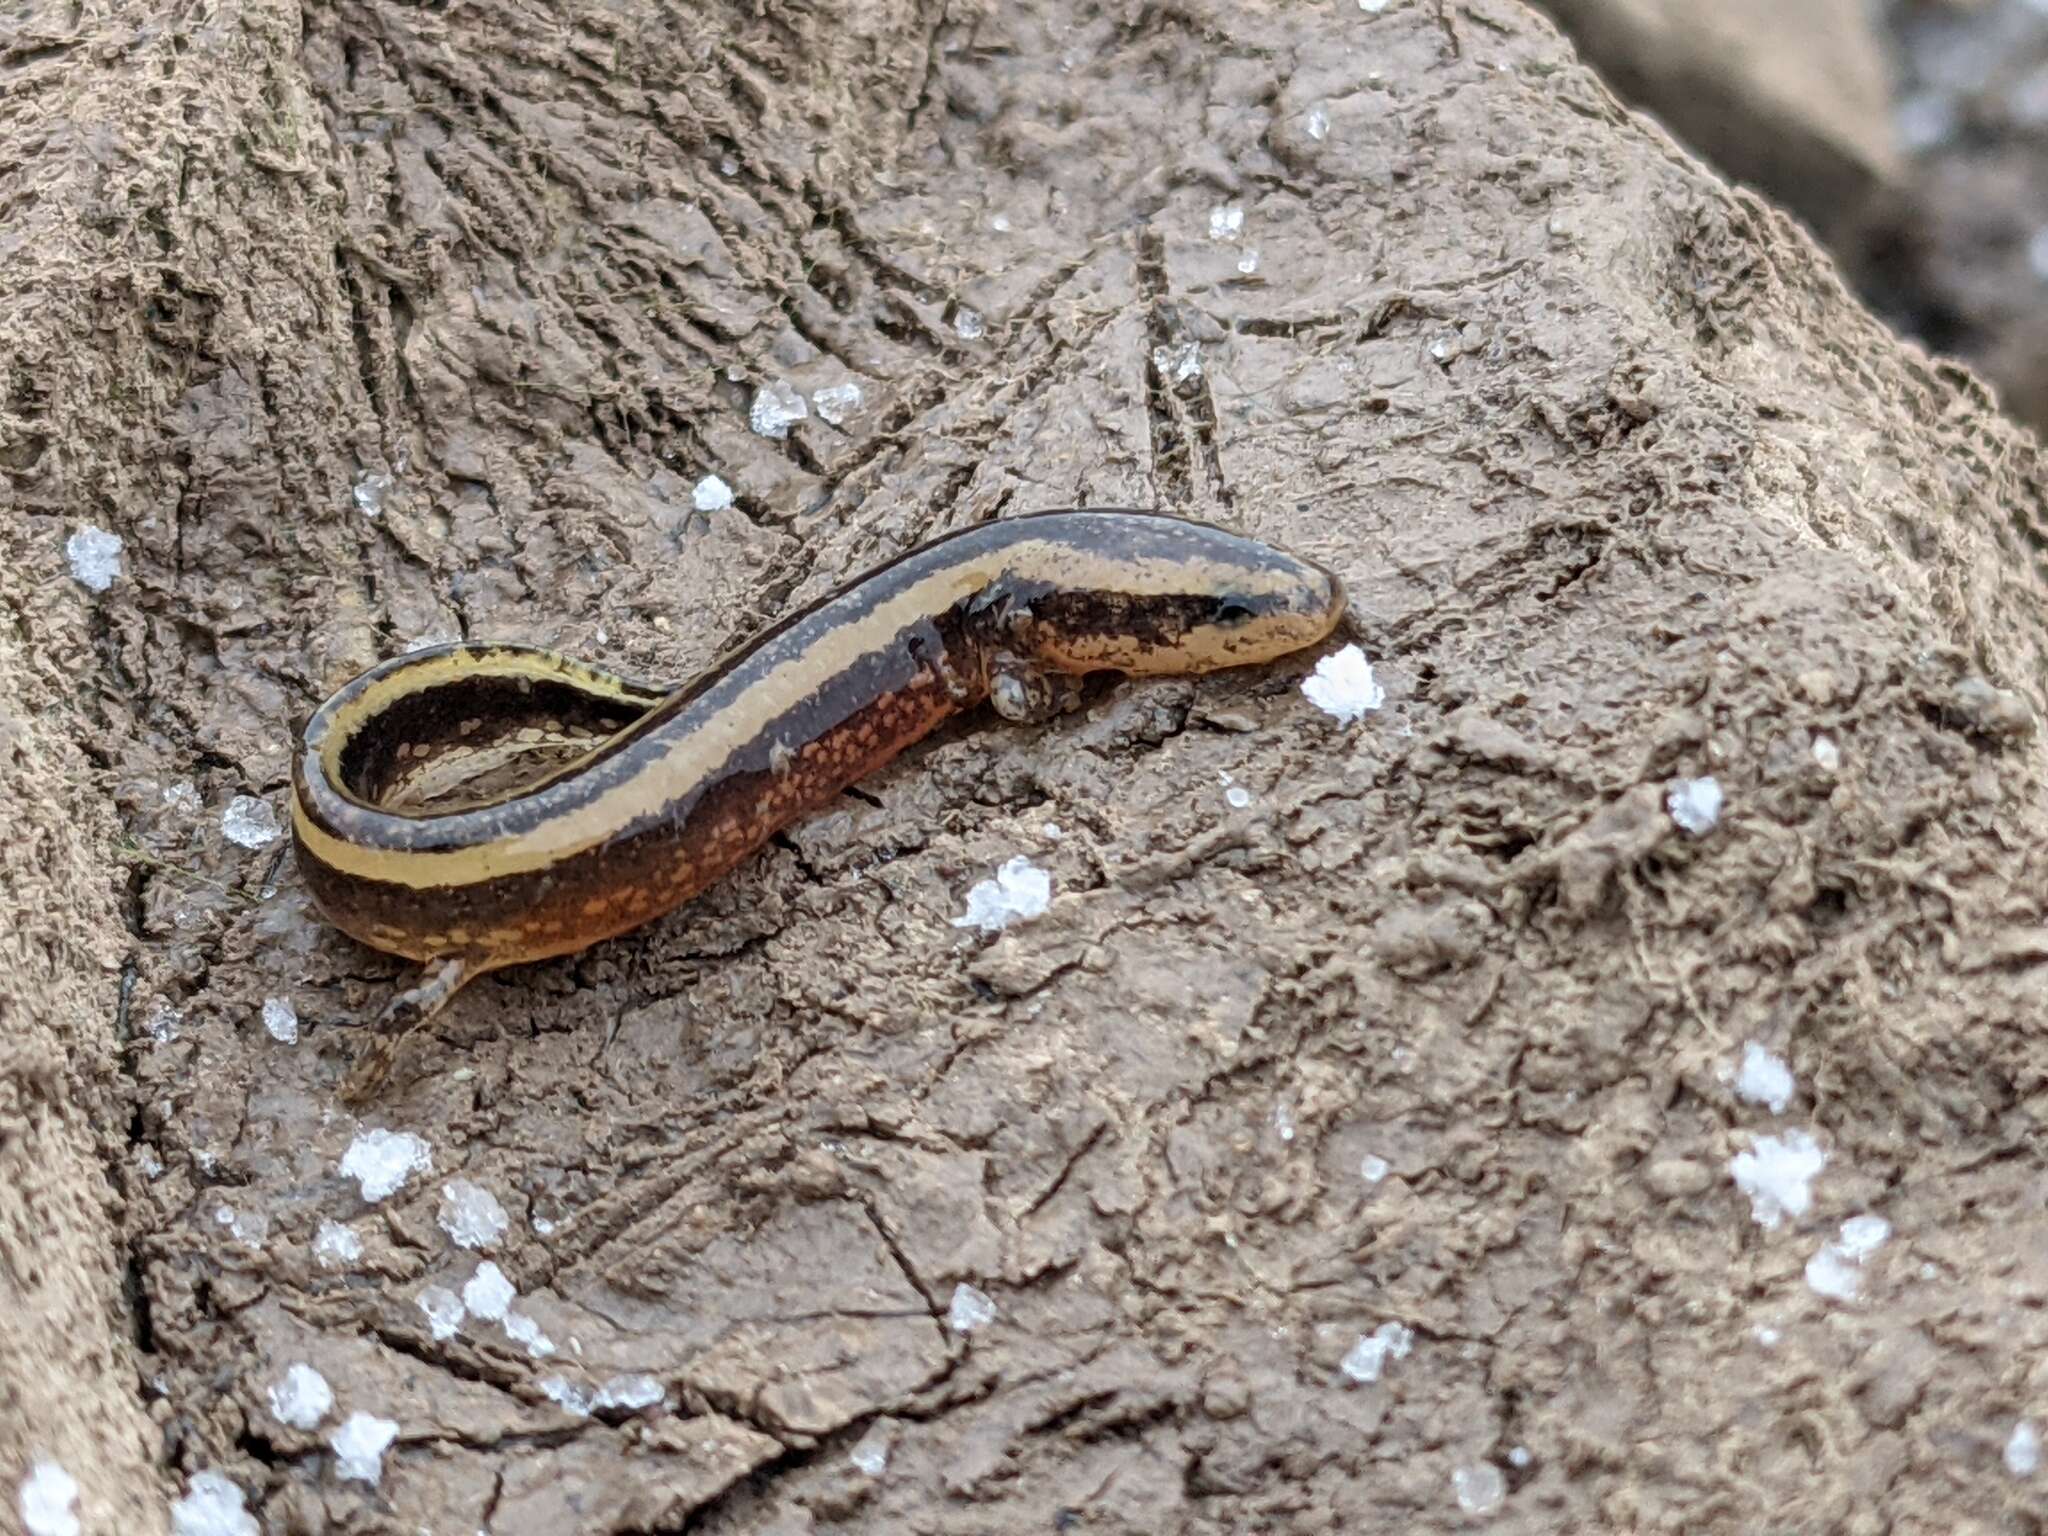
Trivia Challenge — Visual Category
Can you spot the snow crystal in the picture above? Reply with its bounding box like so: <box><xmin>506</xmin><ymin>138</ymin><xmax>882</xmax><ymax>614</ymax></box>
<box><xmin>329</xmin><ymin>1412</ymin><xmax>399</xmax><ymax>1486</ymax></box>
<box><xmin>1811</xmin><ymin>735</ymin><xmax>1840</xmax><ymax>772</ymax></box>
<box><xmin>169</xmin><ymin>1471</ymin><xmax>257</xmax><ymax>1536</ymax></box>
<box><xmin>1807</xmin><ymin>1215</ymin><xmax>1891</xmax><ymax>1302</ymax></box>
<box><xmin>503</xmin><ymin>1311</ymin><xmax>556</xmax><ymax>1358</ymax></box>
<box><xmin>1735</xmin><ymin>1042</ymin><xmax>1794</xmax><ymax>1114</ymax></box>
<box><xmin>849</xmin><ymin>1435</ymin><xmax>890</xmax><ymax>1476</ymax></box>
<box><xmin>1666</xmin><ymin>776</ymin><xmax>1723</xmax><ymax>836</ymax></box>
<box><xmin>990</xmin><ymin>212</ymin><xmax>1012</xmax><ymax>233</ymax></box>
<box><xmin>2008</xmin><ymin>1420</ymin><xmax>2041</xmax><ymax>1478</ymax></box>
<box><xmin>749</xmin><ymin>380</ymin><xmax>809</xmax><ymax>439</ymax></box>
<box><xmin>1507</xmin><ymin>1445</ymin><xmax>1532</xmax><ymax>1469</ymax></box>
<box><xmin>313</xmin><ymin>1220</ymin><xmax>363</xmax><ymax>1267</ymax></box>
<box><xmin>953</xmin><ymin>308</ymin><xmax>985</xmax><ymax>341</ymax></box>
<box><xmin>1340</xmin><ymin>1321</ymin><xmax>1413</xmax><ymax>1383</ymax></box>
<box><xmin>20</xmin><ymin>1461</ymin><xmax>80</xmax><ymax>1536</ymax></box>
<box><xmin>693</xmin><ymin>474</ymin><xmax>734</xmax><ymax>512</ymax></box>
<box><xmin>1359</xmin><ymin>0</ymin><xmax>1390</xmax><ymax>11</ymax></box>
<box><xmin>1453</xmin><ymin>1462</ymin><xmax>1506</xmax><ymax>1515</ymax></box>
<box><xmin>948</xmin><ymin>1282</ymin><xmax>998</xmax><ymax>1333</ymax></box>
<box><xmin>1360</xmin><ymin>1154</ymin><xmax>1390</xmax><ymax>1184</ymax></box>
<box><xmin>462</xmin><ymin>1260</ymin><xmax>515</xmax><ymax>1322</ymax></box>
<box><xmin>1729</xmin><ymin>1130</ymin><xmax>1826</xmax><ymax>1229</ymax></box>
<box><xmin>438</xmin><ymin>1180</ymin><xmax>510</xmax><ymax>1250</ymax></box>
<box><xmin>1306</xmin><ymin>105</ymin><xmax>1330</xmax><ymax>141</ymax></box>
<box><xmin>1236</xmin><ymin>249</ymin><xmax>1260</xmax><ymax>275</ymax></box>
<box><xmin>1224</xmin><ymin>784</ymin><xmax>1252</xmax><ymax>809</ymax></box>
<box><xmin>951</xmin><ymin>855</ymin><xmax>1052</xmax><ymax>932</ymax></box>
<box><xmin>352</xmin><ymin>472</ymin><xmax>392</xmax><ymax>518</ymax></box>
<box><xmin>595</xmin><ymin>1373</ymin><xmax>666</xmax><ymax>1411</ymax></box>
<box><xmin>340</xmin><ymin>1128</ymin><xmax>431</xmax><ymax>1203</ymax></box>
<box><xmin>213</xmin><ymin>1203</ymin><xmax>268</xmax><ymax>1247</ymax></box>
<box><xmin>812</xmin><ymin>381</ymin><xmax>864</xmax><ymax>425</ymax></box>
<box><xmin>261</xmin><ymin>996</ymin><xmax>298</xmax><ymax>1045</ymax></box>
<box><xmin>1151</xmin><ymin>340</ymin><xmax>1202</xmax><ymax>383</ymax></box>
<box><xmin>1428</xmin><ymin>336</ymin><xmax>1453</xmax><ymax>362</ymax></box>
<box><xmin>539</xmin><ymin>1376</ymin><xmax>593</xmax><ymax>1417</ymax></box>
<box><xmin>1208</xmin><ymin>204</ymin><xmax>1245</xmax><ymax>241</ymax></box>
<box><xmin>66</xmin><ymin>527</ymin><xmax>123</xmax><ymax>592</ymax></box>
<box><xmin>1271</xmin><ymin>1102</ymin><xmax>1296</xmax><ymax>1142</ymax></box>
<box><xmin>417</xmin><ymin>1285</ymin><xmax>465</xmax><ymax>1340</ymax></box>
<box><xmin>533</xmin><ymin>1213</ymin><xmax>558</xmax><ymax>1236</ymax></box>
<box><xmin>162</xmin><ymin>780</ymin><xmax>202</xmax><ymax>815</ymax></box>
<box><xmin>145</xmin><ymin>1002</ymin><xmax>181</xmax><ymax>1045</ymax></box>
<box><xmin>1301</xmin><ymin>645</ymin><xmax>1385</xmax><ymax>724</ymax></box>
<box><xmin>268</xmin><ymin>1363</ymin><xmax>333</xmax><ymax>1430</ymax></box>
<box><xmin>1754</xmin><ymin>1324</ymin><xmax>1781</xmax><ymax>1348</ymax></box>
<box><xmin>137</xmin><ymin>1146</ymin><xmax>164</xmax><ymax>1180</ymax></box>
<box><xmin>220</xmin><ymin>795</ymin><xmax>281</xmax><ymax>849</ymax></box>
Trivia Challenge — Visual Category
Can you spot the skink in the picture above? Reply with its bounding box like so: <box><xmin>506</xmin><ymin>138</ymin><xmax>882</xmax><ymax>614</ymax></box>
<box><xmin>291</xmin><ymin>509</ymin><xmax>1346</xmax><ymax>1096</ymax></box>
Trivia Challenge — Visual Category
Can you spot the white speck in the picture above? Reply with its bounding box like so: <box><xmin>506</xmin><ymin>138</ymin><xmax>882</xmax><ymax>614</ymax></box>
<box><xmin>162</xmin><ymin>780</ymin><xmax>202</xmax><ymax>815</ymax></box>
<box><xmin>951</xmin><ymin>855</ymin><xmax>1052</xmax><ymax>932</ymax></box>
<box><xmin>990</xmin><ymin>212</ymin><xmax>1011</xmax><ymax>233</ymax></box>
<box><xmin>1754</xmin><ymin>1324</ymin><xmax>1781</xmax><ymax>1347</ymax></box>
<box><xmin>849</xmin><ymin>1432</ymin><xmax>890</xmax><ymax>1477</ymax></box>
<box><xmin>1359</xmin><ymin>0</ymin><xmax>1389</xmax><ymax>10</ymax></box>
<box><xmin>352</xmin><ymin>472</ymin><xmax>392</xmax><ymax>518</ymax></box>
<box><xmin>267</xmin><ymin>1363</ymin><xmax>333</xmax><ymax>1430</ymax></box>
<box><xmin>749</xmin><ymin>380</ymin><xmax>809</xmax><ymax>439</ymax></box>
<box><xmin>1306</xmin><ymin>106</ymin><xmax>1329</xmax><ymax>140</ymax></box>
<box><xmin>1806</xmin><ymin>1214</ymin><xmax>1891</xmax><ymax>1302</ymax></box>
<box><xmin>20</xmin><ymin>1461</ymin><xmax>80</xmax><ymax>1536</ymax></box>
<box><xmin>1360</xmin><ymin>1154</ymin><xmax>1390</xmax><ymax>1183</ymax></box>
<box><xmin>949</xmin><ymin>1282</ymin><xmax>998</xmax><ymax>1333</ymax></box>
<box><xmin>1735</xmin><ymin>1042</ymin><xmax>1794</xmax><ymax>1114</ymax></box>
<box><xmin>539</xmin><ymin>1376</ymin><xmax>594</xmax><ymax>1417</ymax></box>
<box><xmin>462</xmin><ymin>1260</ymin><xmax>515</xmax><ymax>1322</ymax></box>
<box><xmin>138</xmin><ymin>1146</ymin><xmax>164</xmax><ymax>1179</ymax></box>
<box><xmin>692</xmin><ymin>474</ymin><xmax>733</xmax><ymax>512</ymax></box>
<box><xmin>533</xmin><ymin>1213</ymin><xmax>557</xmax><ymax>1236</ymax></box>
<box><xmin>213</xmin><ymin>1202</ymin><xmax>268</xmax><ymax>1248</ymax></box>
<box><xmin>1271</xmin><ymin>1102</ymin><xmax>1296</xmax><ymax>1141</ymax></box>
<box><xmin>340</xmin><ymin>1128</ymin><xmax>431</xmax><ymax>1202</ymax></box>
<box><xmin>438</xmin><ymin>1180</ymin><xmax>510</xmax><ymax>1250</ymax></box>
<box><xmin>145</xmin><ymin>1001</ymin><xmax>181</xmax><ymax>1045</ymax></box>
<box><xmin>261</xmin><ymin>996</ymin><xmax>298</xmax><ymax>1045</ymax></box>
<box><xmin>1667</xmin><ymin>776</ymin><xmax>1724</xmax><ymax>835</ymax></box>
<box><xmin>170</xmin><ymin>1470</ymin><xmax>257</xmax><ymax>1536</ymax></box>
<box><xmin>1151</xmin><ymin>339</ymin><xmax>1203</xmax><ymax>383</ymax></box>
<box><xmin>595</xmin><ymin>1373</ymin><xmax>666</xmax><ymax>1411</ymax></box>
<box><xmin>720</xmin><ymin>156</ymin><xmax>739</xmax><ymax>176</ymax></box>
<box><xmin>2028</xmin><ymin>228</ymin><xmax>2048</xmax><ymax>286</ymax></box>
<box><xmin>1812</xmin><ymin>735</ymin><xmax>1840</xmax><ymax>772</ymax></box>
<box><xmin>1340</xmin><ymin>1321</ymin><xmax>1413</xmax><ymax>1383</ymax></box>
<box><xmin>313</xmin><ymin>1219</ymin><xmax>362</xmax><ymax>1267</ymax></box>
<box><xmin>417</xmin><ymin>1285</ymin><xmax>465</xmax><ymax>1340</ymax></box>
<box><xmin>1301</xmin><ymin>645</ymin><xmax>1385</xmax><ymax>724</ymax></box>
<box><xmin>812</xmin><ymin>381</ymin><xmax>864</xmax><ymax>425</ymax></box>
<box><xmin>1507</xmin><ymin>1445</ymin><xmax>1532</xmax><ymax>1469</ymax></box>
<box><xmin>1224</xmin><ymin>784</ymin><xmax>1252</xmax><ymax>809</ymax></box>
<box><xmin>1236</xmin><ymin>248</ymin><xmax>1260</xmax><ymax>275</ymax></box>
<box><xmin>2007</xmin><ymin>1420</ymin><xmax>2041</xmax><ymax>1478</ymax></box>
<box><xmin>1895</xmin><ymin>92</ymin><xmax>1956</xmax><ymax>153</ymax></box>
<box><xmin>1453</xmin><ymin>1463</ymin><xmax>1506</xmax><ymax>1516</ymax></box>
<box><xmin>1729</xmin><ymin>1129</ymin><xmax>1826</xmax><ymax>1229</ymax></box>
<box><xmin>329</xmin><ymin>1412</ymin><xmax>399</xmax><ymax>1486</ymax></box>
<box><xmin>1428</xmin><ymin>336</ymin><xmax>1453</xmax><ymax>362</ymax></box>
<box><xmin>221</xmin><ymin>795</ymin><xmax>281</xmax><ymax>849</ymax></box>
<box><xmin>953</xmin><ymin>308</ymin><xmax>985</xmax><ymax>341</ymax></box>
<box><xmin>504</xmin><ymin>1311</ymin><xmax>556</xmax><ymax>1358</ymax></box>
<box><xmin>1208</xmin><ymin>204</ymin><xmax>1244</xmax><ymax>241</ymax></box>
<box><xmin>1042</xmin><ymin>822</ymin><xmax>1063</xmax><ymax>841</ymax></box>
<box><xmin>66</xmin><ymin>527</ymin><xmax>124</xmax><ymax>592</ymax></box>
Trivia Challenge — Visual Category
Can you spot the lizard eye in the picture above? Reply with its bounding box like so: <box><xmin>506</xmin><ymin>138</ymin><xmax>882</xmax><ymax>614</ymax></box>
<box><xmin>1211</xmin><ymin>597</ymin><xmax>1257</xmax><ymax>626</ymax></box>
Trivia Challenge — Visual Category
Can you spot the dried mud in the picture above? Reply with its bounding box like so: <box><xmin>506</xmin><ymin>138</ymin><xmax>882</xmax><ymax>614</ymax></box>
<box><xmin>5</xmin><ymin>0</ymin><xmax>2048</xmax><ymax>1533</ymax></box>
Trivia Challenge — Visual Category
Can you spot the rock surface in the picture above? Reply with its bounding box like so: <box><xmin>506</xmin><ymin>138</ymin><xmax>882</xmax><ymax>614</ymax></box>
<box><xmin>4</xmin><ymin>0</ymin><xmax>2048</xmax><ymax>1531</ymax></box>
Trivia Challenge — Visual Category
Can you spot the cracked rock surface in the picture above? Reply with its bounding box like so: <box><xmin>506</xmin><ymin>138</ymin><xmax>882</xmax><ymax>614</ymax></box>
<box><xmin>5</xmin><ymin>0</ymin><xmax>2048</xmax><ymax>1532</ymax></box>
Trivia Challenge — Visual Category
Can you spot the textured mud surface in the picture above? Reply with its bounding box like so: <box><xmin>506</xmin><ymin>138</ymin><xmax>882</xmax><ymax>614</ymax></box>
<box><xmin>7</xmin><ymin>0</ymin><xmax>2048</xmax><ymax>1532</ymax></box>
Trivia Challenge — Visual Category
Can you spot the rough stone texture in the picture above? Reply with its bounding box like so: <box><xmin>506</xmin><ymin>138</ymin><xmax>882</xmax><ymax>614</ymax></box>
<box><xmin>5</xmin><ymin>0</ymin><xmax>2048</xmax><ymax>1532</ymax></box>
<box><xmin>1536</xmin><ymin>0</ymin><xmax>1903</xmax><ymax>251</ymax></box>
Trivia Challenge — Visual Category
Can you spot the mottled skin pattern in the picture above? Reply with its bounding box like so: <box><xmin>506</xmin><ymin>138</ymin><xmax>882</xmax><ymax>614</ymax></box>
<box><xmin>291</xmin><ymin>510</ymin><xmax>1346</xmax><ymax>1097</ymax></box>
